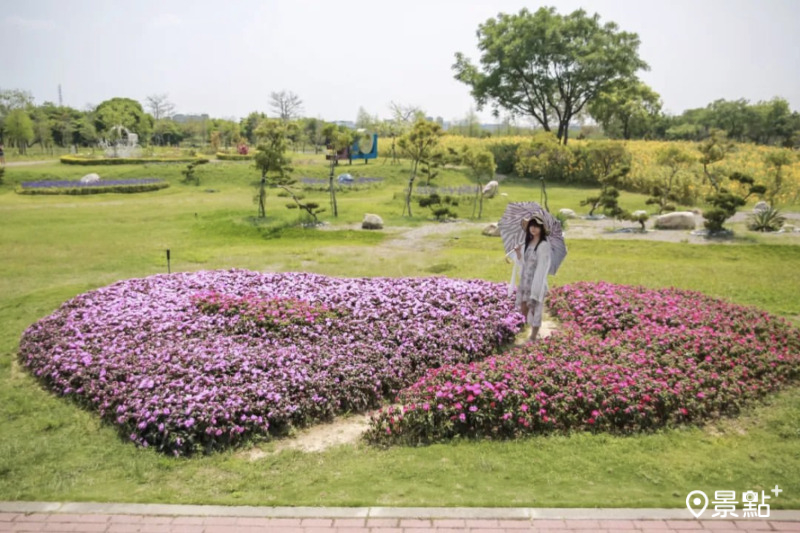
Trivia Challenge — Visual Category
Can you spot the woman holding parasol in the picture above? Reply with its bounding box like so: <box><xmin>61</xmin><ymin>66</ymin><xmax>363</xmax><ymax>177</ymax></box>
<box><xmin>499</xmin><ymin>202</ymin><xmax>567</xmax><ymax>343</ymax></box>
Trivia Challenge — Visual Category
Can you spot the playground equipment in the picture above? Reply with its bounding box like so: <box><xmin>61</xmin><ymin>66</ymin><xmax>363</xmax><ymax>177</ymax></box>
<box><xmin>326</xmin><ymin>130</ymin><xmax>378</xmax><ymax>164</ymax></box>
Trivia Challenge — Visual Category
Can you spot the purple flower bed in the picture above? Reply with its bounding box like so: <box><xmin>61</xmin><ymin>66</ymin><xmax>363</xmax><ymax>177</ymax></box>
<box><xmin>20</xmin><ymin>178</ymin><xmax>164</xmax><ymax>189</ymax></box>
<box><xmin>299</xmin><ymin>177</ymin><xmax>383</xmax><ymax>187</ymax></box>
<box><xmin>19</xmin><ymin>270</ymin><xmax>522</xmax><ymax>455</ymax></box>
<box><xmin>365</xmin><ymin>282</ymin><xmax>800</xmax><ymax>445</ymax></box>
<box><xmin>414</xmin><ymin>185</ymin><xmax>476</xmax><ymax>197</ymax></box>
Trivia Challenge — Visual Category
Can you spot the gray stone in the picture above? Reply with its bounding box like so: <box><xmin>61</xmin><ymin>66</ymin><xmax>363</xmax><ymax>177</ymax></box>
<box><xmin>482</xmin><ymin>180</ymin><xmax>499</xmax><ymax>198</ymax></box>
<box><xmin>654</xmin><ymin>211</ymin><xmax>696</xmax><ymax>230</ymax></box>
<box><xmin>559</xmin><ymin>208</ymin><xmax>577</xmax><ymax>219</ymax></box>
<box><xmin>753</xmin><ymin>201</ymin><xmax>770</xmax><ymax>213</ymax></box>
<box><xmin>482</xmin><ymin>223</ymin><xmax>501</xmax><ymax>237</ymax></box>
<box><xmin>80</xmin><ymin>173</ymin><xmax>100</xmax><ymax>183</ymax></box>
<box><xmin>361</xmin><ymin>213</ymin><xmax>383</xmax><ymax>230</ymax></box>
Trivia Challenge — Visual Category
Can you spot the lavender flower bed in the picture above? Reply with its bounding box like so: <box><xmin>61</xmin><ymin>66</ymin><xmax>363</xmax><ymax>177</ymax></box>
<box><xmin>20</xmin><ymin>178</ymin><xmax>165</xmax><ymax>189</ymax></box>
<box><xmin>366</xmin><ymin>282</ymin><xmax>800</xmax><ymax>445</ymax></box>
<box><xmin>19</xmin><ymin>270</ymin><xmax>522</xmax><ymax>455</ymax></box>
<box><xmin>299</xmin><ymin>177</ymin><xmax>383</xmax><ymax>187</ymax></box>
<box><xmin>414</xmin><ymin>185</ymin><xmax>476</xmax><ymax>197</ymax></box>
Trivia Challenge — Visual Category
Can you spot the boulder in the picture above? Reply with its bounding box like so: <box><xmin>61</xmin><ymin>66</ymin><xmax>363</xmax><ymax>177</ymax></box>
<box><xmin>362</xmin><ymin>213</ymin><xmax>384</xmax><ymax>230</ymax></box>
<box><xmin>559</xmin><ymin>208</ymin><xmax>577</xmax><ymax>219</ymax></box>
<box><xmin>753</xmin><ymin>201</ymin><xmax>770</xmax><ymax>213</ymax></box>
<box><xmin>482</xmin><ymin>180</ymin><xmax>499</xmax><ymax>198</ymax></box>
<box><xmin>80</xmin><ymin>173</ymin><xmax>101</xmax><ymax>184</ymax></box>
<box><xmin>654</xmin><ymin>211</ymin><xmax>696</xmax><ymax>230</ymax></box>
<box><xmin>482</xmin><ymin>223</ymin><xmax>501</xmax><ymax>237</ymax></box>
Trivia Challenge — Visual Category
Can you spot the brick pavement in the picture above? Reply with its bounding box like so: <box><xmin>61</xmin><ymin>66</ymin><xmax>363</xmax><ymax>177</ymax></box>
<box><xmin>1</xmin><ymin>503</ymin><xmax>798</xmax><ymax>533</ymax></box>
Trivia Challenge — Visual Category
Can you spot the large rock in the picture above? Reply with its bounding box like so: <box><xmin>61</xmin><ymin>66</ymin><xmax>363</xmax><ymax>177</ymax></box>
<box><xmin>482</xmin><ymin>223</ymin><xmax>501</xmax><ymax>237</ymax></box>
<box><xmin>654</xmin><ymin>211</ymin><xmax>696</xmax><ymax>230</ymax></box>
<box><xmin>80</xmin><ymin>173</ymin><xmax>100</xmax><ymax>184</ymax></box>
<box><xmin>559</xmin><ymin>208</ymin><xmax>577</xmax><ymax>219</ymax></box>
<box><xmin>753</xmin><ymin>201</ymin><xmax>770</xmax><ymax>213</ymax></box>
<box><xmin>482</xmin><ymin>180</ymin><xmax>499</xmax><ymax>198</ymax></box>
<box><xmin>362</xmin><ymin>213</ymin><xmax>384</xmax><ymax>230</ymax></box>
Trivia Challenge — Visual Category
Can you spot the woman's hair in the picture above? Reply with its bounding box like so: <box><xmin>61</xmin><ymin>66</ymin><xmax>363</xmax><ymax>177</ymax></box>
<box><xmin>524</xmin><ymin>218</ymin><xmax>548</xmax><ymax>251</ymax></box>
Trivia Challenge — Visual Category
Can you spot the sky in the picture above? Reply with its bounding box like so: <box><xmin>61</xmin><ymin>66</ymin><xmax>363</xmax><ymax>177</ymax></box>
<box><xmin>1</xmin><ymin>0</ymin><xmax>799</xmax><ymax>124</ymax></box>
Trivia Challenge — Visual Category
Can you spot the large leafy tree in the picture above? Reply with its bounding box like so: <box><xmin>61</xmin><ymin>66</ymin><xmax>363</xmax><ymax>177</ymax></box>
<box><xmin>94</xmin><ymin>97</ymin><xmax>153</xmax><ymax>142</ymax></box>
<box><xmin>453</xmin><ymin>7</ymin><xmax>648</xmax><ymax>144</ymax></box>
<box><xmin>4</xmin><ymin>108</ymin><xmax>35</xmax><ymax>153</ymax></box>
<box><xmin>588</xmin><ymin>79</ymin><xmax>662</xmax><ymax>139</ymax></box>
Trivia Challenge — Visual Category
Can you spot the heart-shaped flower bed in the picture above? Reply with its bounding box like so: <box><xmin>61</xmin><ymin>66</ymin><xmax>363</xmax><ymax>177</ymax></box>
<box><xmin>19</xmin><ymin>270</ymin><xmax>521</xmax><ymax>455</ymax></box>
<box><xmin>365</xmin><ymin>282</ymin><xmax>800</xmax><ymax>445</ymax></box>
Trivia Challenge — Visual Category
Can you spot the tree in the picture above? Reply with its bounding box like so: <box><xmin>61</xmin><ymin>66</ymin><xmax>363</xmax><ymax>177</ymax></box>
<box><xmin>763</xmin><ymin>149</ymin><xmax>795</xmax><ymax>205</ymax></box>
<box><xmin>241</xmin><ymin>111</ymin><xmax>266</xmax><ymax>144</ymax></box>
<box><xmin>386</xmin><ymin>102</ymin><xmax>425</xmax><ymax>165</ymax></box>
<box><xmin>697</xmin><ymin>129</ymin><xmax>733</xmax><ymax>192</ymax></box>
<box><xmin>146</xmin><ymin>94</ymin><xmax>176</xmax><ymax>145</ymax></box>
<box><xmin>0</xmin><ymin>89</ymin><xmax>34</xmax><ymax>135</ymax></box>
<box><xmin>460</xmin><ymin>146</ymin><xmax>496</xmax><ymax>219</ymax></box>
<box><xmin>703</xmin><ymin>173</ymin><xmax>765</xmax><ymax>233</ymax></box>
<box><xmin>253</xmin><ymin>119</ymin><xmax>294</xmax><ymax>218</ymax></box>
<box><xmin>269</xmin><ymin>91</ymin><xmax>303</xmax><ymax>122</ymax></box>
<box><xmin>94</xmin><ymin>97</ymin><xmax>153</xmax><ymax>143</ymax></box>
<box><xmin>397</xmin><ymin>119</ymin><xmax>443</xmax><ymax>217</ymax></box>
<box><xmin>588</xmin><ymin>79</ymin><xmax>662</xmax><ymax>139</ymax></box>
<box><xmin>4</xmin><ymin>108</ymin><xmax>35</xmax><ymax>154</ymax></box>
<box><xmin>145</xmin><ymin>94</ymin><xmax>175</xmax><ymax>122</ymax></box>
<box><xmin>647</xmin><ymin>146</ymin><xmax>695</xmax><ymax>213</ymax></box>
<box><xmin>453</xmin><ymin>7</ymin><xmax>648</xmax><ymax>144</ymax></box>
<box><xmin>578</xmin><ymin>142</ymin><xmax>631</xmax><ymax>217</ymax></box>
<box><xmin>322</xmin><ymin>125</ymin><xmax>354</xmax><ymax>217</ymax></box>
<box><xmin>355</xmin><ymin>107</ymin><xmax>380</xmax><ymax>131</ymax></box>
<box><xmin>180</xmin><ymin>159</ymin><xmax>208</xmax><ymax>186</ymax></box>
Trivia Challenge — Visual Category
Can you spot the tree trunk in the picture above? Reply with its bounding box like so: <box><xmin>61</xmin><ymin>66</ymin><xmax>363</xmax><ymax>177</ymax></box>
<box><xmin>328</xmin><ymin>156</ymin><xmax>338</xmax><ymax>217</ymax></box>
<box><xmin>404</xmin><ymin>160</ymin><xmax>418</xmax><ymax>217</ymax></box>
<box><xmin>258</xmin><ymin>175</ymin><xmax>267</xmax><ymax>218</ymax></box>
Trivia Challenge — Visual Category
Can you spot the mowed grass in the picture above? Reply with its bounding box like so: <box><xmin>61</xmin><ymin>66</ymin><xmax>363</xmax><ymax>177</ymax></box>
<box><xmin>0</xmin><ymin>159</ymin><xmax>799</xmax><ymax>508</ymax></box>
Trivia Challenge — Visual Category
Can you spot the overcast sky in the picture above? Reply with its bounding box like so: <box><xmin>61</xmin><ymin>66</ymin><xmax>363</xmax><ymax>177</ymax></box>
<box><xmin>2</xmin><ymin>0</ymin><xmax>798</xmax><ymax>124</ymax></box>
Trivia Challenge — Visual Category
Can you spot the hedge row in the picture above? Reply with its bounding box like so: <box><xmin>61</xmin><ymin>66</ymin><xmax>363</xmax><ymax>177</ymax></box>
<box><xmin>60</xmin><ymin>155</ymin><xmax>209</xmax><ymax>165</ymax></box>
<box><xmin>17</xmin><ymin>182</ymin><xmax>170</xmax><ymax>195</ymax></box>
<box><xmin>216</xmin><ymin>152</ymin><xmax>254</xmax><ymax>161</ymax></box>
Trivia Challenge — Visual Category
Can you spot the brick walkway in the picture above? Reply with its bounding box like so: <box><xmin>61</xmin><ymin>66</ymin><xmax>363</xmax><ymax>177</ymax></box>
<box><xmin>1</xmin><ymin>503</ymin><xmax>799</xmax><ymax>533</ymax></box>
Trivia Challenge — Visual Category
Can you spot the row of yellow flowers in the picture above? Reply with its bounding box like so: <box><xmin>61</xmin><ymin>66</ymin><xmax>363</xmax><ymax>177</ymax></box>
<box><xmin>402</xmin><ymin>135</ymin><xmax>800</xmax><ymax>207</ymax></box>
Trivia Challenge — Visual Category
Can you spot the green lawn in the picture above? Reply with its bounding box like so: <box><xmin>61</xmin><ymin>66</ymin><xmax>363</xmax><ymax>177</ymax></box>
<box><xmin>0</xmin><ymin>159</ymin><xmax>798</xmax><ymax>508</ymax></box>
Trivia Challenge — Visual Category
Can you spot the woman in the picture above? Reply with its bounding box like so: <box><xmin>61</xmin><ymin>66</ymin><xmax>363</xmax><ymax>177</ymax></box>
<box><xmin>514</xmin><ymin>215</ymin><xmax>552</xmax><ymax>342</ymax></box>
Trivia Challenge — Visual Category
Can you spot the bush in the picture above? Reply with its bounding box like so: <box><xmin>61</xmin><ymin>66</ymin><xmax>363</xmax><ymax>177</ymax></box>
<box><xmin>216</xmin><ymin>152</ymin><xmax>255</xmax><ymax>161</ymax></box>
<box><xmin>486</xmin><ymin>141</ymin><xmax>523</xmax><ymax>175</ymax></box>
<box><xmin>747</xmin><ymin>207</ymin><xmax>786</xmax><ymax>232</ymax></box>
<box><xmin>60</xmin><ymin>155</ymin><xmax>208</xmax><ymax>165</ymax></box>
<box><xmin>17</xmin><ymin>179</ymin><xmax>169</xmax><ymax>195</ymax></box>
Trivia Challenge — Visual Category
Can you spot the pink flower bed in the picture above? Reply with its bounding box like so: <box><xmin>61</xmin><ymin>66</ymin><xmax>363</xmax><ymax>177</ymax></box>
<box><xmin>365</xmin><ymin>282</ymin><xmax>800</xmax><ymax>445</ymax></box>
<box><xmin>19</xmin><ymin>270</ymin><xmax>521</xmax><ymax>455</ymax></box>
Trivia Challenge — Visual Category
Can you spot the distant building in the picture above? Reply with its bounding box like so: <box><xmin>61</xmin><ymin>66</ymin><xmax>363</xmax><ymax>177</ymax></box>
<box><xmin>172</xmin><ymin>113</ymin><xmax>210</xmax><ymax>123</ymax></box>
